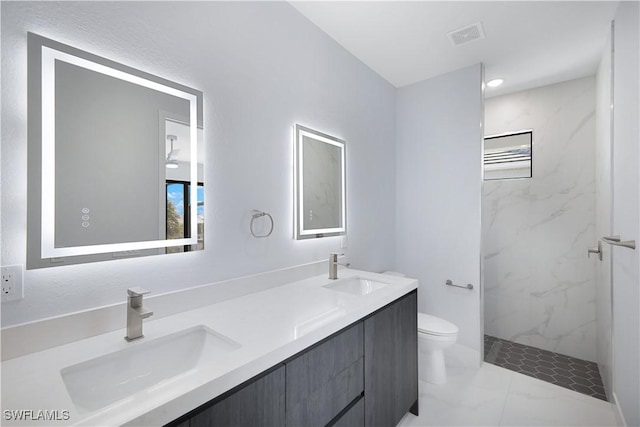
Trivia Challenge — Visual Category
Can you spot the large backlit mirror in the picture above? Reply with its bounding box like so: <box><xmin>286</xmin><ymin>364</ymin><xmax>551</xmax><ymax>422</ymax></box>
<box><xmin>294</xmin><ymin>124</ymin><xmax>346</xmax><ymax>240</ymax></box>
<box><xmin>27</xmin><ymin>33</ymin><xmax>204</xmax><ymax>269</ymax></box>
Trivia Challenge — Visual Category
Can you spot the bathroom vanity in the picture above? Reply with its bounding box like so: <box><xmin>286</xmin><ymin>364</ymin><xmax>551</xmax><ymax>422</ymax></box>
<box><xmin>1</xmin><ymin>270</ymin><xmax>418</xmax><ymax>426</ymax></box>
<box><xmin>168</xmin><ymin>291</ymin><xmax>417</xmax><ymax>427</ymax></box>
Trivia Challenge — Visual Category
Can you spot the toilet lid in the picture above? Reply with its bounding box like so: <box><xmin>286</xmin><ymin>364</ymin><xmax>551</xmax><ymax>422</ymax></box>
<box><xmin>418</xmin><ymin>313</ymin><xmax>458</xmax><ymax>336</ymax></box>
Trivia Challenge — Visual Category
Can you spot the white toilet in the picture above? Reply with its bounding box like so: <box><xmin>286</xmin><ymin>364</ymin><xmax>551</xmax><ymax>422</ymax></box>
<box><xmin>418</xmin><ymin>313</ymin><xmax>459</xmax><ymax>384</ymax></box>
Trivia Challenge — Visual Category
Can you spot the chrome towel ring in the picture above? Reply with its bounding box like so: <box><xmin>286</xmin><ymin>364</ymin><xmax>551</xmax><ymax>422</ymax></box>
<box><xmin>250</xmin><ymin>210</ymin><xmax>274</xmax><ymax>238</ymax></box>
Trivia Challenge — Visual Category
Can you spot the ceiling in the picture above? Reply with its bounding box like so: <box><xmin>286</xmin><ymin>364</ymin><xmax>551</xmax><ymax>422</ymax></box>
<box><xmin>290</xmin><ymin>1</ymin><xmax>619</xmax><ymax>97</ymax></box>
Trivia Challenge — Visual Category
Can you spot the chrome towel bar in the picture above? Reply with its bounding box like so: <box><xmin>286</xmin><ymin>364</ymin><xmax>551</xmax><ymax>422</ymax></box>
<box><xmin>445</xmin><ymin>279</ymin><xmax>473</xmax><ymax>290</ymax></box>
<box><xmin>601</xmin><ymin>235</ymin><xmax>636</xmax><ymax>250</ymax></box>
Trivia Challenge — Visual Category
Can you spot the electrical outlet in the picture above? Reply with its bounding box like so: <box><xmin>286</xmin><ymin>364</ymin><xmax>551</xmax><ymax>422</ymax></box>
<box><xmin>1</xmin><ymin>265</ymin><xmax>24</xmax><ymax>302</ymax></box>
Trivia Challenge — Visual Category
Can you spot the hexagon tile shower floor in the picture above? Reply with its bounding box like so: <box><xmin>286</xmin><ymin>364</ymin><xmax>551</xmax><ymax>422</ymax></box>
<box><xmin>484</xmin><ymin>335</ymin><xmax>607</xmax><ymax>401</ymax></box>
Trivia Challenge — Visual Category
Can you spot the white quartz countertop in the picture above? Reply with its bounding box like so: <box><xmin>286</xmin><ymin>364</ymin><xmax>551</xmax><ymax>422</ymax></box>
<box><xmin>1</xmin><ymin>269</ymin><xmax>417</xmax><ymax>426</ymax></box>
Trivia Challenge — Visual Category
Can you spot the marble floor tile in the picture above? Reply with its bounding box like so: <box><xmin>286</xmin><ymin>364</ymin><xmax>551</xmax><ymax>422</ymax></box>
<box><xmin>398</xmin><ymin>365</ymin><xmax>510</xmax><ymax>426</ymax></box>
<box><xmin>500</xmin><ymin>371</ymin><xmax>619</xmax><ymax>426</ymax></box>
<box><xmin>398</xmin><ymin>363</ymin><xmax>620</xmax><ymax>427</ymax></box>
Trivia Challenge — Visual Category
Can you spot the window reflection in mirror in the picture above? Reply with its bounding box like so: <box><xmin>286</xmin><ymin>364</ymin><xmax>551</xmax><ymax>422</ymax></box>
<box><xmin>165</xmin><ymin>181</ymin><xmax>204</xmax><ymax>253</ymax></box>
<box><xmin>164</xmin><ymin>119</ymin><xmax>204</xmax><ymax>253</ymax></box>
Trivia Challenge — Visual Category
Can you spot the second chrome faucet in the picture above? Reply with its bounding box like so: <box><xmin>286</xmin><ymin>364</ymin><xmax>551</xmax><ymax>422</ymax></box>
<box><xmin>328</xmin><ymin>252</ymin><xmax>350</xmax><ymax>280</ymax></box>
<box><xmin>125</xmin><ymin>287</ymin><xmax>154</xmax><ymax>342</ymax></box>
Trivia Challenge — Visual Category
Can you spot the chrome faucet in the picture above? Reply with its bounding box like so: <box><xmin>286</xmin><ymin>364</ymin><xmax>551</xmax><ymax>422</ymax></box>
<box><xmin>124</xmin><ymin>287</ymin><xmax>154</xmax><ymax>342</ymax></box>
<box><xmin>328</xmin><ymin>252</ymin><xmax>350</xmax><ymax>280</ymax></box>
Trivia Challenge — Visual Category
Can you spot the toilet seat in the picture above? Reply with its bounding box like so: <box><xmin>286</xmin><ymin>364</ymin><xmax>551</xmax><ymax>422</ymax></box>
<box><xmin>418</xmin><ymin>313</ymin><xmax>458</xmax><ymax>336</ymax></box>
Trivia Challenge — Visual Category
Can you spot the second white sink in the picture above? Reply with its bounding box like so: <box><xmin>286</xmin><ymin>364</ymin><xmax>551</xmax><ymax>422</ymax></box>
<box><xmin>323</xmin><ymin>277</ymin><xmax>389</xmax><ymax>296</ymax></box>
<box><xmin>61</xmin><ymin>325</ymin><xmax>240</xmax><ymax>413</ymax></box>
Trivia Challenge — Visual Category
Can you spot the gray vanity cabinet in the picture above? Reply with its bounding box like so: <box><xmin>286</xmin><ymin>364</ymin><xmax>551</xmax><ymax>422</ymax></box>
<box><xmin>364</xmin><ymin>291</ymin><xmax>419</xmax><ymax>426</ymax></box>
<box><xmin>186</xmin><ymin>365</ymin><xmax>285</xmax><ymax>427</ymax></box>
<box><xmin>286</xmin><ymin>323</ymin><xmax>364</xmax><ymax>427</ymax></box>
<box><xmin>166</xmin><ymin>290</ymin><xmax>417</xmax><ymax>427</ymax></box>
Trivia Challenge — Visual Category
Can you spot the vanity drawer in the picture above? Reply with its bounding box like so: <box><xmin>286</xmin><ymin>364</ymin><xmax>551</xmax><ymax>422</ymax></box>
<box><xmin>286</xmin><ymin>322</ymin><xmax>364</xmax><ymax>427</ymax></box>
<box><xmin>331</xmin><ymin>396</ymin><xmax>364</xmax><ymax>427</ymax></box>
<box><xmin>188</xmin><ymin>365</ymin><xmax>285</xmax><ymax>427</ymax></box>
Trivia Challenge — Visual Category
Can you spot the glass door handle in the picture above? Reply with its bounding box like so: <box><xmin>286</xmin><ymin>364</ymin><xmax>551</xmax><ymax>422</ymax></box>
<box><xmin>602</xmin><ymin>235</ymin><xmax>636</xmax><ymax>250</ymax></box>
<box><xmin>588</xmin><ymin>241</ymin><xmax>603</xmax><ymax>260</ymax></box>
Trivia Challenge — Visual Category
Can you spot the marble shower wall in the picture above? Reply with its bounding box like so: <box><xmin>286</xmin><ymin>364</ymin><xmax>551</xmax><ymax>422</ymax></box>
<box><xmin>483</xmin><ymin>77</ymin><xmax>597</xmax><ymax>362</ymax></box>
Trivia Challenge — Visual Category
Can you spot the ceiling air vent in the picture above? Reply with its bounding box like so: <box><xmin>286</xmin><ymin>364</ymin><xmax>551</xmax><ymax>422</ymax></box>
<box><xmin>447</xmin><ymin>22</ymin><xmax>485</xmax><ymax>46</ymax></box>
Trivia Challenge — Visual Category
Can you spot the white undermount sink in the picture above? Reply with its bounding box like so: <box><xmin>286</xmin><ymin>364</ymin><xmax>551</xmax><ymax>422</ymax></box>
<box><xmin>323</xmin><ymin>277</ymin><xmax>389</xmax><ymax>296</ymax></box>
<box><xmin>61</xmin><ymin>325</ymin><xmax>240</xmax><ymax>413</ymax></box>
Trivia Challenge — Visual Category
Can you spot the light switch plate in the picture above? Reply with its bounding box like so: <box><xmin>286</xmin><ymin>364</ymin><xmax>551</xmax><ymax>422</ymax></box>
<box><xmin>2</xmin><ymin>265</ymin><xmax>24</xmax><ymax>302</ymax></box>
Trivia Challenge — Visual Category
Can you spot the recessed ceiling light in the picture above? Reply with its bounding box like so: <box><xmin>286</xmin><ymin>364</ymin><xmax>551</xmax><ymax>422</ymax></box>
<box><xmin>487</xmin><ymin>78</ymin><xmax>504</xmax><ymax>88</ymax></box>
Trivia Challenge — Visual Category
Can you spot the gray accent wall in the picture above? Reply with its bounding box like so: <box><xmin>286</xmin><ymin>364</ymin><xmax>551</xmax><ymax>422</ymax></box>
<box><xmin>396</xmin><ymin>64</ymin><xmax>483</xmax><ymax>356</ymax></box>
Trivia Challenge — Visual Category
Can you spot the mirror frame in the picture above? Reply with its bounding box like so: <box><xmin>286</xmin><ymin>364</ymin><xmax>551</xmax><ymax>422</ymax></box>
<box><xmin>27</xmin><ymin>33</ymin><xmax>203</xmax><ymax>267</ymax></box>
<box><xmin>294</xmin><ymin>124</ymin><xmax>346</xmax><ymax>240</ymax></box>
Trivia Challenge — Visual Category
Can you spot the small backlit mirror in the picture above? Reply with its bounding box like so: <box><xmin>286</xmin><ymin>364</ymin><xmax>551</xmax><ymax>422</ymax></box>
<box><xmin>294</xmin><ymin>124</ymin><xmax>346</xmax><ymax>239</ymax></box>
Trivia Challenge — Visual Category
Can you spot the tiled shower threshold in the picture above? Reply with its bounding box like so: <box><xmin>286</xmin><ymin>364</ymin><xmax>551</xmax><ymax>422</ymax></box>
<box><xmin>484</xmin><ymin>335</ymin><xmax>607</xmax><ymax>401</ymax></box>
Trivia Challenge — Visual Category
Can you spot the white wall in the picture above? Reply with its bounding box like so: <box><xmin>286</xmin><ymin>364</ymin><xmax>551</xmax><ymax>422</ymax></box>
<box><xmin>0</xmin><ymin>2</ymin><xmax>397</xmax><ymax>326</ymax></box>
<box><xmin>611</xmin><ymin>2</ymin><xmax>640</xmax><ymax>426</ymax></box>
<box><xmin>396</xmin><ymin>64</ymin><xmax>483</xmax><ymax>356</ymax></box>
<box><xmin>594</xmin><ymin>31</ymin><xmax>613</xmax><ymax>398</ymax></box>
<box><xmin>483</xmin><ymin>77</ymin><xmax>597</xmax><ymax>362</ymax></box>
